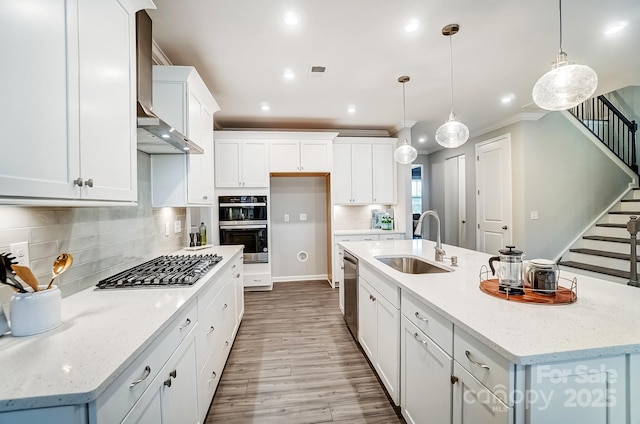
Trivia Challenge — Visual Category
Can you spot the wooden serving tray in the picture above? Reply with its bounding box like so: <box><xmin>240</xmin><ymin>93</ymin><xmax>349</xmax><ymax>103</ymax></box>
<box><xmin>479</xmin><ymin>278</ymin><xmax>577</xmax><ymax>305</ymax></box>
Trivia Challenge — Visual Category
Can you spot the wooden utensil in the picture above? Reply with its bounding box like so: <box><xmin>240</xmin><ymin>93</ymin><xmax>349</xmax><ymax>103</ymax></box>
<box><xmin>46</xmin><ymin>253</ymin><xmax>73</xmax><ymax>290</ymax></box>
<box><xmin>11</xmin><ymin>265</ymin><xmax>39</xmax><ymax>292</ymax></box>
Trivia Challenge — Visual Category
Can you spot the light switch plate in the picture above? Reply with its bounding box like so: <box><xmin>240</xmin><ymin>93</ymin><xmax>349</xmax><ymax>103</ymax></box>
<box><xmin>165</xmin><ymin>222</ymin><xmax>170</xmax><ymax>237</ymax></box>
<box><xmin>284</xmin><ymin>214</ymin><xmax>290</xmax><ymax>222</ymax></box>
<box><xmin>10</xmin><ymin>241</ymin><xmax>29</xmax><ymax>266</ymax></box>
<box><xmin>300</xmin><ymin>213</ymin><xmax>307</xmax><ymax>221</ymax></box>
<box><xmin>530</xmin><ymin>211</ymin><xmax>539</xmax><ymax>220</ymax></box>
<box><xmin>174</xmin><ymin>220</ymin><xmax>182</xmax><ymax>234</ymax></box>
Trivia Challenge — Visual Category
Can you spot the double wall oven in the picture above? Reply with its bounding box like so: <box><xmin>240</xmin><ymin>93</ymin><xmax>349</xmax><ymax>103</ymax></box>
<box><xmin>218</xmin><ymin>195</ymin><xmax>268</xmax><ymax>264</ymax></box>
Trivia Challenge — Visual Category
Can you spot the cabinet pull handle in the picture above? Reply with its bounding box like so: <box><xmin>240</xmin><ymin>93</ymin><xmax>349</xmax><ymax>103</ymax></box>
<box><xmin>208</xmin><ymin>371</ymin><xmax>217</xmax><ymax>383</ymax></box>
<box><xmin>232</xmin><ymin>264</ymin><xmax>237</xmax><ymax>269</ymax></box>
<box><xmin>129</xmin><ymin>365</ymin><xmax>151</xmax><ymax>388</ymax></box>
<box><xmin>74</xmin><ymin>178</ymin><xmax>83</xmax><ymax>187</ymax></box>
<box><xmin>169</xmin><ymin>370</ymin><xmax>177</xmax><ymax>378</ymax></box>
<box><xmin>203</xmin><ymin>195</ymin><xmax>208</xmax><ymax>199</ymax></box>
<box><xmin>223</xmin><ymin>303</ymin><xmax>228</xmax><ymax>310</ymax></box>
<box><xmin>179</xmin><ymin>318</ymin><xmax>192</xmax><ymax>330</ymax></box>
<box><xmin>207</xmin><ymin>325</ymin><xmax>215</xmax><ymax>334</ymax></box>
<box><xmin>414</xmin><ymin>333</ymin><xmax>428</xmax><ymax>346</ymax></box>
<box><xmin>164</xmin><ymin>378</ymin><xmax>172</xmax><ymax>387</ymax></box>
<box><xmin>465</xmin><ymin>350</ymin><xmax>490</xmax><ymax>370</ymax></box>
<box><xmin>225</xmin><ymin>341</ymin><xmax>230</xmax><ymax>348</ymax></box>
<box><xmin>415</xmin><ymin>312</ymin><xmax>429</xmax><ymax>323</ymax></box>
<box><xmin>85</xmin><ymin>178</ymin><xmax>94</xmax><ymax>187</ymax></box>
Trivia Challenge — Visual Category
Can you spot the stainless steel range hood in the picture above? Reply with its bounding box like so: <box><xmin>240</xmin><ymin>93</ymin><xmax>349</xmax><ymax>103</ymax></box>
<box><xmin>136</xmin><ymin>11</ymin><xmax>203</xmax><ymax>154</ymax></box>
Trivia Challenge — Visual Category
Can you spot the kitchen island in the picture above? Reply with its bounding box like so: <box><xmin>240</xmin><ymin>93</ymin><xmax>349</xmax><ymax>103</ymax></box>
<box><xmin>0</xmin><ymin>245</ymin><xmax>244</xmax><ymax>424</ymax></box>
<box><xmin>340</xmin><ymin>239</ymin><xmax>640</xmax><ymax>424</ymax></box>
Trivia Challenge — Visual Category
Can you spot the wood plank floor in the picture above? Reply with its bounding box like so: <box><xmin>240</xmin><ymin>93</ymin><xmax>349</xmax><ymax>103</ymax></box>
<box><xmin>205</xmin><ymin>280</ymin><xmax>406</xmax><ymax>424</ymax></box>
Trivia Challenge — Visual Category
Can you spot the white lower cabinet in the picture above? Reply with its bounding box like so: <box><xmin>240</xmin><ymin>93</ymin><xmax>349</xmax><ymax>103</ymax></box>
<box><xmin>452</xmin><ymin>362</ymin><xmax>510</xmax><ymax>424</ymax></box>
<box><xmin>358</xmin><ymin>268</ymin><xmax>400</xmax><ymax>405</ymax></box>
<box><xmin>400</xmin><ymin>316</ymin><xmax>452</xmax><ymax>424</ymax></box>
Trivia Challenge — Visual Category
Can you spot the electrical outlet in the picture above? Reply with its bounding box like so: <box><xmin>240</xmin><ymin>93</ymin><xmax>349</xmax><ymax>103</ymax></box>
<box><xmin>10</xmin><ymin>241</ymin><xmax>29</xmax><ymax>266</ymax></box>
<box><xmin>300</xmin><ymin>213</ymin><xmax>307</xmax><ymax>221</ymax></box>
<box><xmin>530</xmin><ymin>211</ymin><xmax>539</xmax><ymax>220</ymax></box>
<box><xmin>165</xmin><ymin>222</ymin><xmax>170</xmax><ymax>237</ymax></box>
<box><xmin>284</xmin><ymin>214</ymin><xmax>289</xmax><ymax>222</ymax></box>
<box><xmin>174</xmin><ymin>220</ymin><xmax>182</xmax><ymax>234</ymax></box>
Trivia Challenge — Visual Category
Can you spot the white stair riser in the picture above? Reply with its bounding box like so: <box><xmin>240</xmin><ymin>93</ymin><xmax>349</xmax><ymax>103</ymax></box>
<box><xmin>593</xmin><ymin>226</ymin><xmax>630</xmax><ymax>238</ymax></box>
<box><xmin>602</xmin><ymin>214</ymin><xmax>640</xmax><ymax>225</ymax></box>
<box><xmin>564</xmin><ymin>252</ymin><xmax>632</xmax><ymax>271</ymax></box>
<box><xmin>559</xmin><ymin>265</ymin><xmax>628</xmax><ymax>285</ymax></box>
<box><xmin>630</xmin><ymin>191</ymin><xmax>640</xmax><ymax>200</ymax></box>
<box><xmin>617</xmin><ymin>201</ymin><xmax>640</xmax><ymax>212</ymax></box>
<box><xmin>578</xmin><ymin>239</ymin><xmax>633</xmax><ymax>254</ymax></box>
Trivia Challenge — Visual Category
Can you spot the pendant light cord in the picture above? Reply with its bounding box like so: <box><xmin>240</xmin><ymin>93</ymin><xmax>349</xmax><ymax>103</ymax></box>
<box><xmin>448</xmin><ymin>34</ymin><xmax>454</xmax><ymax>115</ymax></box>
<box><xmin>558</xmin><ymin>0</ymin><xmax>563</xmax><ymax>52</ymax></box>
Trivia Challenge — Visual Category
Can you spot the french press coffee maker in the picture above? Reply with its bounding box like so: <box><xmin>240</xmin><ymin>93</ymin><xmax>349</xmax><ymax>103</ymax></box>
<box><xmin>488</xmin><ymin>246</ymin><xmax>525</xmax><ymax>295</ymax></box>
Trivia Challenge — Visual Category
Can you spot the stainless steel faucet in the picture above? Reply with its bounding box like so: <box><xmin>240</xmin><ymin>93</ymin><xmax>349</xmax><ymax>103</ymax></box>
<box><xmin>414</xmin><ymin>210</ymin><xmax>446</xmax><ymax>262</ymax></box>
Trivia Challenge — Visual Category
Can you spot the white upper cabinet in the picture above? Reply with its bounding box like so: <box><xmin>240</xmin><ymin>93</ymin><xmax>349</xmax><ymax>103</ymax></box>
<box><xmin>0</xmin><ymin>0</ymin><xmax>148</xmax><ymax>204</ymax></box>
<box><xmin>214</xmin><ymin>139</ymin><xmax>269</xmax><ymax>188</ymax></box>
<box><xmin>332</xmin><ymin>138</ymin><xmax>396</xmax><ymax>205</ymax></box>
<box><xmin>150</xmin><ymin>66</ymin><xmax>220</xmax><ymax>206</ymax></box>
<box><xmin>269</xmin><ymin>140</ymin><xmax>332</xmax><ymax>173</ymax></box>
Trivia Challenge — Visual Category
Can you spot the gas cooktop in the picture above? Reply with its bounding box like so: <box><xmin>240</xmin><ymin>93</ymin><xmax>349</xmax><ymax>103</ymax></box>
<box><xmin>96</xmin><ymin>254</ymin><xmax>223</xmax><ymax>289</ymax></box>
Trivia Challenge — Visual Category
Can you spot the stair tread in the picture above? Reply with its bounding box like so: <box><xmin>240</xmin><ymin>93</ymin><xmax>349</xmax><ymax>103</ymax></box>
<box><xmin>596</xmin><ymin>223</ymin><xmax>626</xmax><ymax>228</ymax></box>
<box><xmin>559</xmin><ymin>261</ymin><xmax>629</xmax><ymax>279</ymax></box>
<box><xmin>569</xmin><ymin>248</ymin><xmax>639</xmax><ymax>261</ymax></box>
<box><xmin>609</xmin><ymin>211</ymin><xmax>640</xmax><ymax>215</ymax></box>
<box><xmin>582</xmin><ymin>235</ymin><xmax>637</xmax><ymax>244</ymax></box>
<box><xmin>621</xmin><ymin>199</ymin><xmax>640</xmax><ymax>202</ymax></box>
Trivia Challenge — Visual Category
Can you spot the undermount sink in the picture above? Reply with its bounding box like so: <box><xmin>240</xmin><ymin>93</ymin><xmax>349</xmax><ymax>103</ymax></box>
<box><xmin>375</xmin><ymin>255</ymin><xmax>453</xmax><ymax>274</ymax></box>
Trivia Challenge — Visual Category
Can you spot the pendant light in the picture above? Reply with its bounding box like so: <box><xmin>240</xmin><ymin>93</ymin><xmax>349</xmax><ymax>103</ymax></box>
<box><xmin>435</xmin><ymin>24</ymin><xmax>469</xmax><ymax>149</ymax></box>
<box><xmin>394</xmin><ymin>75</ymin><xmax>418</xmax><ymax>164</ymax></box>
<box><xmin>532</xmin><ymin>0</ymin><xmax>598</xmax><ymax>111</ymax></box>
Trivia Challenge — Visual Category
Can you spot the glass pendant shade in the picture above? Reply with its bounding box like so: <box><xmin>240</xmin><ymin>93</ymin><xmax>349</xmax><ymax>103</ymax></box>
<box><xmin>394</xmin><ymin>138</ymin><xmax>418</xmax><ymax>164</ymax></box>
<box><xmin>532</xmin><ymin>51</ymin><xmax>598</xmax><ymax>111</ymax></box>
<box><xmin>435</xmin><ymin>112</ymin><xmax>469</xmax><ymax>148</ymax></box>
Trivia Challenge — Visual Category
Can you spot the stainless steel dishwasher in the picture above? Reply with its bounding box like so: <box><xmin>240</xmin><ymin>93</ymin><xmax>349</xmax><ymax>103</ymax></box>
<box><xmin>343</xmin><ymin>250</ymin><xmax>358</xmax><ymax>341</ymax></box>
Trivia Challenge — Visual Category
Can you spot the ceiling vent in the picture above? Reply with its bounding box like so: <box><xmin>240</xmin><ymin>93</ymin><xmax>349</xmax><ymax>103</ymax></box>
<box><xmin>308</xmin><ymin>65</ymin><xmax>327</xmax><ymax>78</ymax></box>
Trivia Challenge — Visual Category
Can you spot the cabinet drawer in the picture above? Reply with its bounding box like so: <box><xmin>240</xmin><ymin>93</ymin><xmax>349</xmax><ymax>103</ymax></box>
<box><xmin>379</xmin><ymin>233</ymin><xmax>404</xmax><ymax>240</ymax></box>
<box><xmin>197</xmin><ymin>264</ymin><xmax>233</xmax><ymax>319</ymax></box>
<box><xmin>198</xmin><ymin>334</ymin><xmax>232</xmax><ymax>418</ymax></box>
<box><xmin>401</xmin><ymin>291</ymin><xmax>453</xmax><ymax>355</ymax></box>
<box><xmin>454</xmin><ymin>327</ymin><xmax>513</xmax><ymax>405</ymax></box>
<box><xmin>95</xmin><ymin>299</ymin><xmax>197</xmax><ymax>423</ymax></box>
<box><xmin>452</xmin><ymin>362</ymin><xmax>511</xmax><ymax>422</ymax></box>
<box><xmin>360</xmin><ymin>262</ymin><xmax>399</xmax><ymax>307</ymax></box>
<box><xmin>196</xmin><ymin>278</ymin><xmax>235</xmax><ymax>371</ymax></box>
<box><xmin>244</xmin><ymin>272</ymin><xmax>271</xmax><ymax>287</ymax></box>
<box><xmin>335</xmin><ymin>234</ymin><xmax>379</xmax><ymax>242</ymax></box>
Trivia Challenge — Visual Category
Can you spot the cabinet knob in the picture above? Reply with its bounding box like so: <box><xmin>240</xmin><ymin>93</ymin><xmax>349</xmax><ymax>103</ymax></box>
<box><xmin>236</xmin><ymin>273</ymin><xmax>241</xmax><ymax>278</ymax></box>
<box><xmin>169</xmin><ymin>369</ymin><xmax>177</xmax><ymax>379</ymax></box>
<box><xmin>74</xmin><ymin>178</ymin><xmax>83</xmax><ymax>187</ymax></box>
<box><xmin>502</xmin><ymin>225</ymin><xmax>508</xmax><ymax>230</ymax></box>
<box><xmin>86</xmin><ymin>178</ymin><xmax>94</xmax><ymax>187</ymax></box>
<box><xmin>164</xmin><ymin>378</ymin><xmax>172</xmax><ymax>387</ymax></box>
<box><xmin>203</xmin><ymin>195</ymin><xmax>208</xmax><ymax>199</ymax></box>
<box><xmin>451</xmin><ymin>375</ymin><xmax>459</xmax><ymax>384</ymax></box>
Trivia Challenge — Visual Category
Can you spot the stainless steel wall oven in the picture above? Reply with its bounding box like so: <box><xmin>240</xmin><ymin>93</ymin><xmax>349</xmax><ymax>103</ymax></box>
<box><xmin>218</xmin><ymin>196</ymin><xmax>268</xmax><ymax>263</ymax></box>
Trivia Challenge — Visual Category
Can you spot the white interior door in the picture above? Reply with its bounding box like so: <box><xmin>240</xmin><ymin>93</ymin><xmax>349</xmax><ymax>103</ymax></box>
<box><xmin>444</xmin><ymin>155</ymin><xmax>466</xmax><ymax>247</ymax></box>
<box><xmin>475</xmin><ymin>135</ymin><xmax>512</xmax><ymax>254</ymax></box>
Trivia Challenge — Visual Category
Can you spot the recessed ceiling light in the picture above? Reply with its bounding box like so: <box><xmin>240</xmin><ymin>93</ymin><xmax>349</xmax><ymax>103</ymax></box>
<box><xmin>161</xmin><ymin>134</ymin><xmax>170</xmax><ymax>139</ymax></box>
<box><xmin>260</xmin><ymin>103</ymin><xmax>270</xmax><ymax>111</ymax></box>
<box><xmin>604</xmin><ymin>22</ymin><xmax>627</xmax><ymax>35</ymax></box>
<box><xmin>501</xmin><ymin>94</ymin><xmax>516</xmax><ymax>104</ymax></box>
<box><xmin>405</xmin><ymin>19</ymin><xmax>420</xmax><ymax>32</ymax></box>
<box><xmin>282</xmin><ymin>68</ymin><xmax>295</xmax><ymax>79</ymax></box>
<box><xmin>283</xmin><ymin>12</ymin><xmax>298</xmax><ymax>26</ymax></box>
<box><xmin>183</xmin><ymin>146</ymin><xmax>190</xmax><ymax>151</ymax></box>
<box><xmin>347</xmin><ymin>105</ymin><xmax>356</xmax><ymax>114</ymax></box>
<box><xmin>418</xmin><ymin>136</ymin><xmax>427</xmax><ymax>143</ymax></box>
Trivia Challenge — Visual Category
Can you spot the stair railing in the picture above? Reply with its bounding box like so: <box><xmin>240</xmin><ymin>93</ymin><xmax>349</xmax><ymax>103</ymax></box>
<box><xmin>570</xmin><ymin>95</ymin><xmax>638</xmax><ymax>174</ymax></box>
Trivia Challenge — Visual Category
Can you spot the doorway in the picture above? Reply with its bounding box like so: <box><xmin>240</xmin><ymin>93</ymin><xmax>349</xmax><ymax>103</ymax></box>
<box><xmin>411</xmin><ymin>165</ymin><xmax>423</xmax><ymax>236</ymax></box>
<box><xmin>475</xmin><ymin>134</ymin><xmax>513</xmax><ymax>254</ymax></box>
<box><xmin>444</xmin><ymin>155</ymin><xmax>466</xmax><ymax>247</ymax></box>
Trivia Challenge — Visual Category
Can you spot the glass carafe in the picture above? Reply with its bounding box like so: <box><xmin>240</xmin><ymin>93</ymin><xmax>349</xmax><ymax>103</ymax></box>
<box><xmin>488</xmin><ymin>246</ymin><xmax>525</xmax><ymax>295</ymax></box>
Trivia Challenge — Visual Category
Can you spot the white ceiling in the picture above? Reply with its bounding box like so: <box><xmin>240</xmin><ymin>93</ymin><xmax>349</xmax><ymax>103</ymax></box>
<box><xmin>148</xmin><ymin>0</ymin><xmax>640</xmax><ymax>153</ymax></box>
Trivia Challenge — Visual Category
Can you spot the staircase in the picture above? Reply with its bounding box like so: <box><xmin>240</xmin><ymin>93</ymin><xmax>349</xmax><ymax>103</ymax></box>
<box><xmin>559</xmin><ymin>190</ymin><xmax>640</xmax><ymax>284</ymax></box>
<box><xmin>559</xmin><ymin>94</ymin><xmax>639</xmax><ymax>284</ymax></box>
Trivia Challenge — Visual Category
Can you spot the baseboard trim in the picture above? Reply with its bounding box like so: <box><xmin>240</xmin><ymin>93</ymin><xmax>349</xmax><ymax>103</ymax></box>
<box><xmin>272</xmin><ymin>274</ymin><xmax>329</xmax><ymax>283</ymax></box>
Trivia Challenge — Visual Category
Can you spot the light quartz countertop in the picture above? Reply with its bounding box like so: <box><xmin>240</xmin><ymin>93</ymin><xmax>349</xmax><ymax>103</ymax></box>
<box><xmin>340</xmin><ymin>239</ymin><xmax>640</xmax><ymax>366</ymax></box>
<box><xmin>0</xmin><ymin>245</ymin><xmax>243</xmax><ymax>413</ymax></box>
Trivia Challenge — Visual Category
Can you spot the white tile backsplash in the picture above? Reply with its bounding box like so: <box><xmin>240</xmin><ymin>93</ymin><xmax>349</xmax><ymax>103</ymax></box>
<box><xmin>0</xmin><ymin>153</ymin><xmax>186</xmax><ymax>313</ymax></box>
<box><xmin>333</xmin><ymin>204</ymin><xmax>394</xmax><ymax>231</ymax></box>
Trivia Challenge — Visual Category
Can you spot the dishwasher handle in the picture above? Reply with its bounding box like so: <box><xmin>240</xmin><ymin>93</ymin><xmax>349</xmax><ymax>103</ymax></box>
<box><xmin>343</xmin><ymin>256</ymin><xmax>357</xmax><ymax>266</ymax></box>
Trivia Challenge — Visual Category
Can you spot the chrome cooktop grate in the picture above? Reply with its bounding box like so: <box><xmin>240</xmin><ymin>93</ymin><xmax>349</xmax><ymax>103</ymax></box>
<box><xmin>96</xmin><ymin>254</ymin><xmax>223</xmax><ymax>289</ymax></box>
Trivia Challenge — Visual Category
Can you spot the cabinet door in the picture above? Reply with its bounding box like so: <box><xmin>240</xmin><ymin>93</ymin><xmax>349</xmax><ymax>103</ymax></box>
<box><xmin>215</xmin><ymin>140</ymin><xmax>241</xmax><ymax>187</ymax></box>
<box><xmin>372</xmin><ymin>143</ymin><xmax>395</xmax><ymax>204</ymax></box>
<box><xmin>401</xmin><ymin>316</ymin><xmax>452</xmax><ymax>424</ymax></box>
<box><xmin>269</xmin><ymin>140</ymin><xmax>300</xmax><ymax>172</ymax></box>
<box><xmin>632</xmin><ymin>354</ymin><xmax>639</xmax><ymax>424</ymax></box>
<box><xmin>77</xmin><ymin>0</ymin><xmax>136</xmax><ymax>201</ymax></box>
<box><xmin>187</xmin><ymin>104</ymin><xmax>214</xmax><ymax>204</ymax></box>
<box><xmin>163</xmin><ymin>337</ymin><xmax>199</xmax><ymax>424</ymax></box>
<box><xmin>121</xmin><ymin>385</ymin><xmax>162</xmax><ymax>424</ymax></box>
<box><xmin>351</xmin><ymin>144</ymin><xmax>373</xmax><ymax>203</ymax></box>
<box><xmin>376</xmin><ymin>292</ymin><xmax>400</xmax><ymax>405</ymax></box>
<box><xmin>0</xmin><ymin>0</ymin><xmax>79</xmax><ymax>200</ymax></box>
<box><xmin>242</xmin><ymin>141</ymin><xmax>269</xmax><ymax>187</ymax></box>
<box><xmin>452</xmin><ymin>362</ymin><xmax>510</xmax><ymax>424</ymax></box>
<box><xmin>358</xmin><ymin>278</ymin><xmax>377</xmax><ymax>363</ymax></box>
<box><xmin>300</xmin><ymin>140</ymin><xmax>331</xmax><ymax>172</ymax></box>
<box><xmin>332</xmin><ymin>144</ymin><xmax>352</xmax><ymax>203</ymax></box>
<box><xmin>233</xmin><ymin>257</ymin><xmax>244</xmax><ymax>331</ymax></box>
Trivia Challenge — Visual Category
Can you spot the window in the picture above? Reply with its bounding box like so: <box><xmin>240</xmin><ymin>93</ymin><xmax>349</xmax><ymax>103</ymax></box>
<box><xmin>411</xmin><ymin>165</ymin><xmax>422</xmax><ymax>214</ymax></box>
